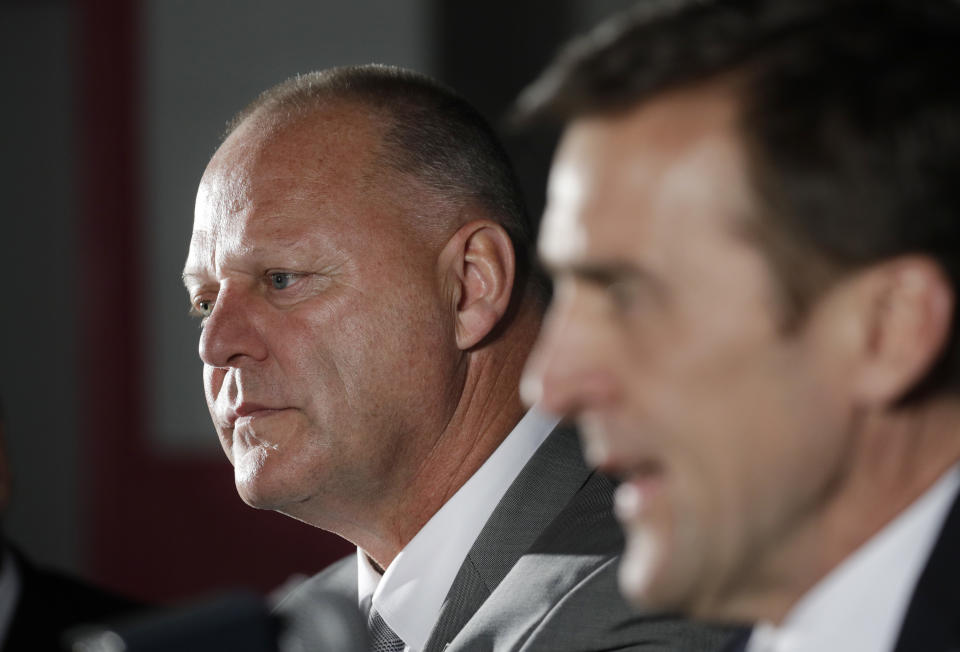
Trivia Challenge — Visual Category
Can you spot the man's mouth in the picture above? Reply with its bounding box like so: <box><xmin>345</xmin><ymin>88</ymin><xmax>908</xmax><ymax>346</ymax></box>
<box><xmin>234</xmin><ymin>409</ymin><xmax>287</xmax><ymax>431</ymax></box>
<box><xmin>223</xmin><ymin>402</ymin><xmax>288</xmax><ymax>428</ymax></box>
<box><xmin>614</xmin><ymin>461</ymin><xmax>666</xmax><ymax>521</ymax></box>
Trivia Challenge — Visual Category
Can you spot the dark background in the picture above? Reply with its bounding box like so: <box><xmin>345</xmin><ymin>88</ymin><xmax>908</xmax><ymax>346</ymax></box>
<box><xmin>0</xmin><ymin>0</ymin><xmax>634</xmax><ymax>603</ymax></box>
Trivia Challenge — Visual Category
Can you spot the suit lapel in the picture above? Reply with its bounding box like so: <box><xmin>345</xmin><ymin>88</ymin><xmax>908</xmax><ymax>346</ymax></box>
<box><xmin>894</xmin><ymin>486</ymin><xmax>960</xmax><ymax>651</ymax></box>
<box><xmin>421</xmin><ymin>553</ymin><xmax>490</xmax><ymax>651</ymax></box>
<box><xmin>423</xmin><ymin>425</ymin><xmax>592</xmax><ymax>652</ymax></box>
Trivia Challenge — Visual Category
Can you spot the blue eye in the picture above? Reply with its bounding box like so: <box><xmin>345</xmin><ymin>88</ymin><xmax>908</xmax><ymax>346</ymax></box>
<box><xmin>191</xmin><ymin>299</ymin><xmax>213</xmax><ymax>318</ymax></box>
<box><xmin>270</xmin><ymin>272</ymin><xmax>293</xmax><ymax>290</ymax></box>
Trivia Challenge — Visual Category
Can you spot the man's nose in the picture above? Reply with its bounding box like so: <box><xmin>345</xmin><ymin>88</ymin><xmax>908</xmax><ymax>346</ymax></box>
<box><xmin>521</xmin><ymin>286</ymin><xmax>618</xmax><ymax>417</ymax></box>
<box><xmin>198</xmin><ymin>286</ymin><xmax>268</xmax><ymax>368</ymax></box>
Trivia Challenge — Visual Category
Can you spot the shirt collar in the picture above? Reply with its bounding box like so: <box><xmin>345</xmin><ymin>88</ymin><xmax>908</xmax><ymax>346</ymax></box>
<box><xmin>355</xmin><ymin>407</ymin><xmax>559</xmax><ymax>652</ymax></box>
<box><xmin>748</xmin><ymin>465</ymin><xmax>960</xmax><ymax>652</ymax></box>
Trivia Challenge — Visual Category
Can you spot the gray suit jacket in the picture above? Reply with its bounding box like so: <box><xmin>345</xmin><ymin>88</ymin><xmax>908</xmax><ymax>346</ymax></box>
<box><xmin>276</xmin><ymin>425</ymin><xmax>735</xmax><ymax>651</ymax></box>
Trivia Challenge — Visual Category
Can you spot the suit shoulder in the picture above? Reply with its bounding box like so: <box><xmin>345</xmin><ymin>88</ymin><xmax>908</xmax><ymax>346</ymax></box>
<box><xmin>521</xmin><ymin>555</ymin><xmax>741</xmax><ymax>651</ymax></box>
<box><xmin>273</xmin><ymin>555</ymin><xmax>370</xmax><ymax>651</ymax></box>
<box><xmin>273</xmin><ymin>554</ymin><xmax>357</xmax><ymax>616</ymax></box>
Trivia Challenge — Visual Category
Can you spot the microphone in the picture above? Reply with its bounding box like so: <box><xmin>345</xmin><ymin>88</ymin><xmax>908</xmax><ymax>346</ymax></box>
<box><xmin>67</xmin><ymin>589</ymin><xmax>367</xmax><ymax>652</ymax></box>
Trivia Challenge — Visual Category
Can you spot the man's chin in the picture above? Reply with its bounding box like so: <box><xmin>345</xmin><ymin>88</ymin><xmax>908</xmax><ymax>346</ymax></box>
<box><xmin>233</xmin><ymin>447</ymin><xmax>285</xmax><ymax>510</ymax></box>
<box><xmin>619</xmin><ymin>527</ymin><xmax>728</xmax><ymax>621</ymax></box>
<box><xmin>618</xmin><ymin>529</ymin><xmax>661</xmax><ymax>607</ymax></box>
<box><xmin>236</xmin><ymin>480</ymin><xmax>278</xmax><ymax>510</ymax></box>
<box><xmin>618</xmin><ymin>525</ymin><xmax>701</xmax><ymax>615</ymax></box>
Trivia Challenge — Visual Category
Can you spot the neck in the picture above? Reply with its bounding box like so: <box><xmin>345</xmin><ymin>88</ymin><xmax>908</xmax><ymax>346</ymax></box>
<box><xmin>711</xmin><ymin>398</ymin><xmax>960</xmax><ymax>624</ymax></box>
<box><xmin>344</xmin><ymin>309</ymin><xmax>541</xmax><ymax>569</ymax></box>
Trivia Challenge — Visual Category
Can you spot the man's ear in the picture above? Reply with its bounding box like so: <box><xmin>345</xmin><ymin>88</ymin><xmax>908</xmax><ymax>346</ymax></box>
<box><xmin>438</xmin><ymin>220</ymin><xmax>516</xmax><ymax>350</ymax></box>
<box><xmin>849</xmin><ymin>256</ymin><xmax>954</xmax><ymax>405</ymax></box>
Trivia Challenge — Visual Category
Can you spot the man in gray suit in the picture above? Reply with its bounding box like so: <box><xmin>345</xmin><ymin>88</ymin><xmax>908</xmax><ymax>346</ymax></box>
<box><xmin>519</xmin><ymin>1</ymin><xmax>960</xmax><ymax>650</ymax></box>
<box><xmin>183</xmin><ymin>64</ymin><xmax>730</xmax><ymax>651</ymax></box>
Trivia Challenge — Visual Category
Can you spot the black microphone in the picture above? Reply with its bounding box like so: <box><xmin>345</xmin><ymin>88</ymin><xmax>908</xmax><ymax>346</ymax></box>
<box><xmin>66</xmin><ymin>590</ymin><xmax>367</xmax><ymax>652</ymax></box>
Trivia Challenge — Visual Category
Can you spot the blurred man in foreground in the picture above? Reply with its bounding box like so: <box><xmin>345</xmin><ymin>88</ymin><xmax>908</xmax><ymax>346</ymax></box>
<box><xmin>518</xmin><ymin>1</ymin><xmax>960</xmax><ymax>649</ymax></box>
<box><xmin>183</xmin><ymin>64</ymin><xmax>728</xmax><ymax>651</ymax></box>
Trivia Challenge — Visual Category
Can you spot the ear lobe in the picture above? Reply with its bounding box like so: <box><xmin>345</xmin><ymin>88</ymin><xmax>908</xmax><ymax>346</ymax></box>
<box><xmin>852</xmin><ymin>257</ymin><xmax>953</xmax><ymax>404</ymax></box>
<box><xmin>439</xmin><ymin>220</ymin><xmax>516</xmax><ymax>350</ymax></box>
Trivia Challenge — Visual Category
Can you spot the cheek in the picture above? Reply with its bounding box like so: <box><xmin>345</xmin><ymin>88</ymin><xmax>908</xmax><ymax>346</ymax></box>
<box><xmin>352</xmin><ymin>289</ymin><xmax>455</xmax><ymax>373</ymax></box>
<box><xmin>669</xmin><ymin>377</ymin><xmax>848</xmax><ymax>589</ymax></box>
<box><xmin>298</xmin><ymin>291</ymin><xmax>457</xmax><ymax>418</ymax></box>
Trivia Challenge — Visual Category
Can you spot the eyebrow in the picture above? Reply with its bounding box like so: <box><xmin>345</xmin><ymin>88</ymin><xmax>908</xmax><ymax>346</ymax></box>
<box><xmin>546</xmin><ymin>259</ymin><xmax>653</xmax><ymax>285</ymax></box>
<box><xmin>550</xmin><ymin>259</ymin><xmax>669</xmax><ymax>300</ymax></box>
<box><xmin>181</xmin><ymin>270</ymin><xmax>209</xmax><ymax>288</ymax></box>
<box><xmin>179</xmin><ymin>240</ymin><xmax>292</xmax><ymax>286</ymax></box>
<box><xmin>180</xmin><ymin>238</ymin><xmax>333</xmax><ymax>289</ymax></box>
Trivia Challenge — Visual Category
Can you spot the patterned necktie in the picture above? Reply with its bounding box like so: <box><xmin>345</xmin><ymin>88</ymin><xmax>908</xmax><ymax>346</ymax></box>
<box><xmin>363</xmin><ymin>596</ymin><xmax>406</xmax><ymax>652</ymax></box>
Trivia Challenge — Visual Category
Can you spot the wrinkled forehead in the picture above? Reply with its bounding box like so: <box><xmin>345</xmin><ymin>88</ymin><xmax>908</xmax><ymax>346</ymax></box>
<box><xmin>219</xmin><ymin>107</ymin><xmax>382</xmax><ymax>194</ymax></box>
<box><xmin>182</xmin><ymin>103</ymin><xmax>435</xmax><ymax>285</ymax></box>
<box><xmin>192</xmin><ymin>107</ymin><xmax>386</xmax><ymax>232</ymax></box>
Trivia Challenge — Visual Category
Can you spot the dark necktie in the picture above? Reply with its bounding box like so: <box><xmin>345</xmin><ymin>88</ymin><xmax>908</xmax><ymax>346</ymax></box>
<box><xmin>363</xmin><ymin>596</ymin><xmax>406</xmax><ymax>652</ymax></box>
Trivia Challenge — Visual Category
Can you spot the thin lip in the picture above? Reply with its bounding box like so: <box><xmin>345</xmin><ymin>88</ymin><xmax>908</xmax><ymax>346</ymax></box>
<box><xmin>223</xmin><ymin>403</ymin><xmax>287</xmax><ymax>427</ymax></box>
<box><xmin>579</xmin><ymin>424</ymin><xmax>661</xmax><ymax>479</ymax></box>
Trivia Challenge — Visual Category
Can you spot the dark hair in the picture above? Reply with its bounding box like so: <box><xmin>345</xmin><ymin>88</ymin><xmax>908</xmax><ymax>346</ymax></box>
<box><xmin>517</xmin><ymin>0</ymin><xmax>960</xmax><ymax>402</ymax></box>
<box><xmin>230</xmin><ymin>64</ymin><xmax>547</xmax><ymax>306</ymax></box>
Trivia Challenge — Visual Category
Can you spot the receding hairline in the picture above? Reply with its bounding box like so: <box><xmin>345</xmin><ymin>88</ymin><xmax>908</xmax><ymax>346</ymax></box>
<box><xmin>220</xmin><ymin>88</ymin><xmax>473</xmax><ymax>249</ymax></box>
<box><xmin>223</xmin><ymin>65</ymin><xmax>456</xmax><ymax>142</ymax></box>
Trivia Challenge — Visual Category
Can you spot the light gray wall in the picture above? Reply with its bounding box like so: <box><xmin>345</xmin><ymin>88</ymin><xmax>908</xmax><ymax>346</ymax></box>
<box><xmin>0</xmin><ymin>5</ymin><xmax>82</xmax><ymax>572</ymax></box>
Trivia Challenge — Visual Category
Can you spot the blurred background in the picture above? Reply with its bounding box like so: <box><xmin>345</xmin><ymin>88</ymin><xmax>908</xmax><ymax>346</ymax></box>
<box><xmin>0</xmin><ymin>0</ymin><xmax>635</xmax><ymax>603</ymax></box>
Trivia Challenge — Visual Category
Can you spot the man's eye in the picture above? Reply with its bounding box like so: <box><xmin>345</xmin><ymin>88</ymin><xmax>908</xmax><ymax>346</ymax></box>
<box><xmin>607</xmin><ymin>280</ymin><xmax>646</xmax><ymax>313</ymax></box>
<box><xmin>269</xmin><ymin>272</ymin><xmax>295</xmax><ymax>290</ymax></box>
<box><xmin>190</xmin><ymin>299</ymin><xmax>213</xmax><ymax>320</ymax></box>
<box><xmin>608</xmin><ymin>281</ymin><xmax>632</xmax><ymax>305</ymax></box>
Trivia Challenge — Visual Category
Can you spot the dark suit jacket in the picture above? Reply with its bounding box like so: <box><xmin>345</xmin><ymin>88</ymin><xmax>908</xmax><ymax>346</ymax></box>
<box><xmin>724</xmin><ymin>486</ymin><xmax>960</xmax><ymax>652</ymax></box>
<box><xmin>276</xmin><ymin>425</ymin><xmax>737</xmax><ymax>651</ymax></box>
<box><xmin>893</xmin><ymin>486</ymin><xmax>960</xmax><ymax>651</ymax></box>
<box><xmin>3</xmin><ymin>547</ymin><xmax>142</xmax><ymax>652</ymax></box>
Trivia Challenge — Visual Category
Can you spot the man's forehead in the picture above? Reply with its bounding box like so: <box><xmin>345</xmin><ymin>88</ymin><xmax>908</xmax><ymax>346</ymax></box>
<box><xmin>193</xmin><ymin>110</ymin><xmax>380</xmax><ymax>225</ymax></box>
<box><xmin>184</xmin><ymin>106</ymin><xmax>409</xmax><ymax>280</ymax></box>
<box><xmin>209</xmin><ymin>103</ymin><xmax>379</xmax><ymax>182</ymax></box>
<box><xmin>541</xmin><ymin>86</ymin><xmax>753</xmax><ymax>270</ymax></box>
<box><xmin>540</xmin><ymin>159</ymin><xmax>591</xmax><ymax>267</ymax></box>
<box><xmin>232</xmin><ymin>101</ymin><xmax>382</xmax><ymax>165</ymax></box>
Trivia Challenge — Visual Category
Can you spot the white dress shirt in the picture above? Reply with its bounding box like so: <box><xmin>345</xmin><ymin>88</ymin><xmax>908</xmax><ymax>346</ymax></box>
<box><xmin>747</xmin><ymin>466</ymin><xmax>960</xmax><ymax>652</ymax></box>
<box><xmin>356</xmin><ymin>407</ymin><xmax>560</xmax><ymax>652</ymax></box>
